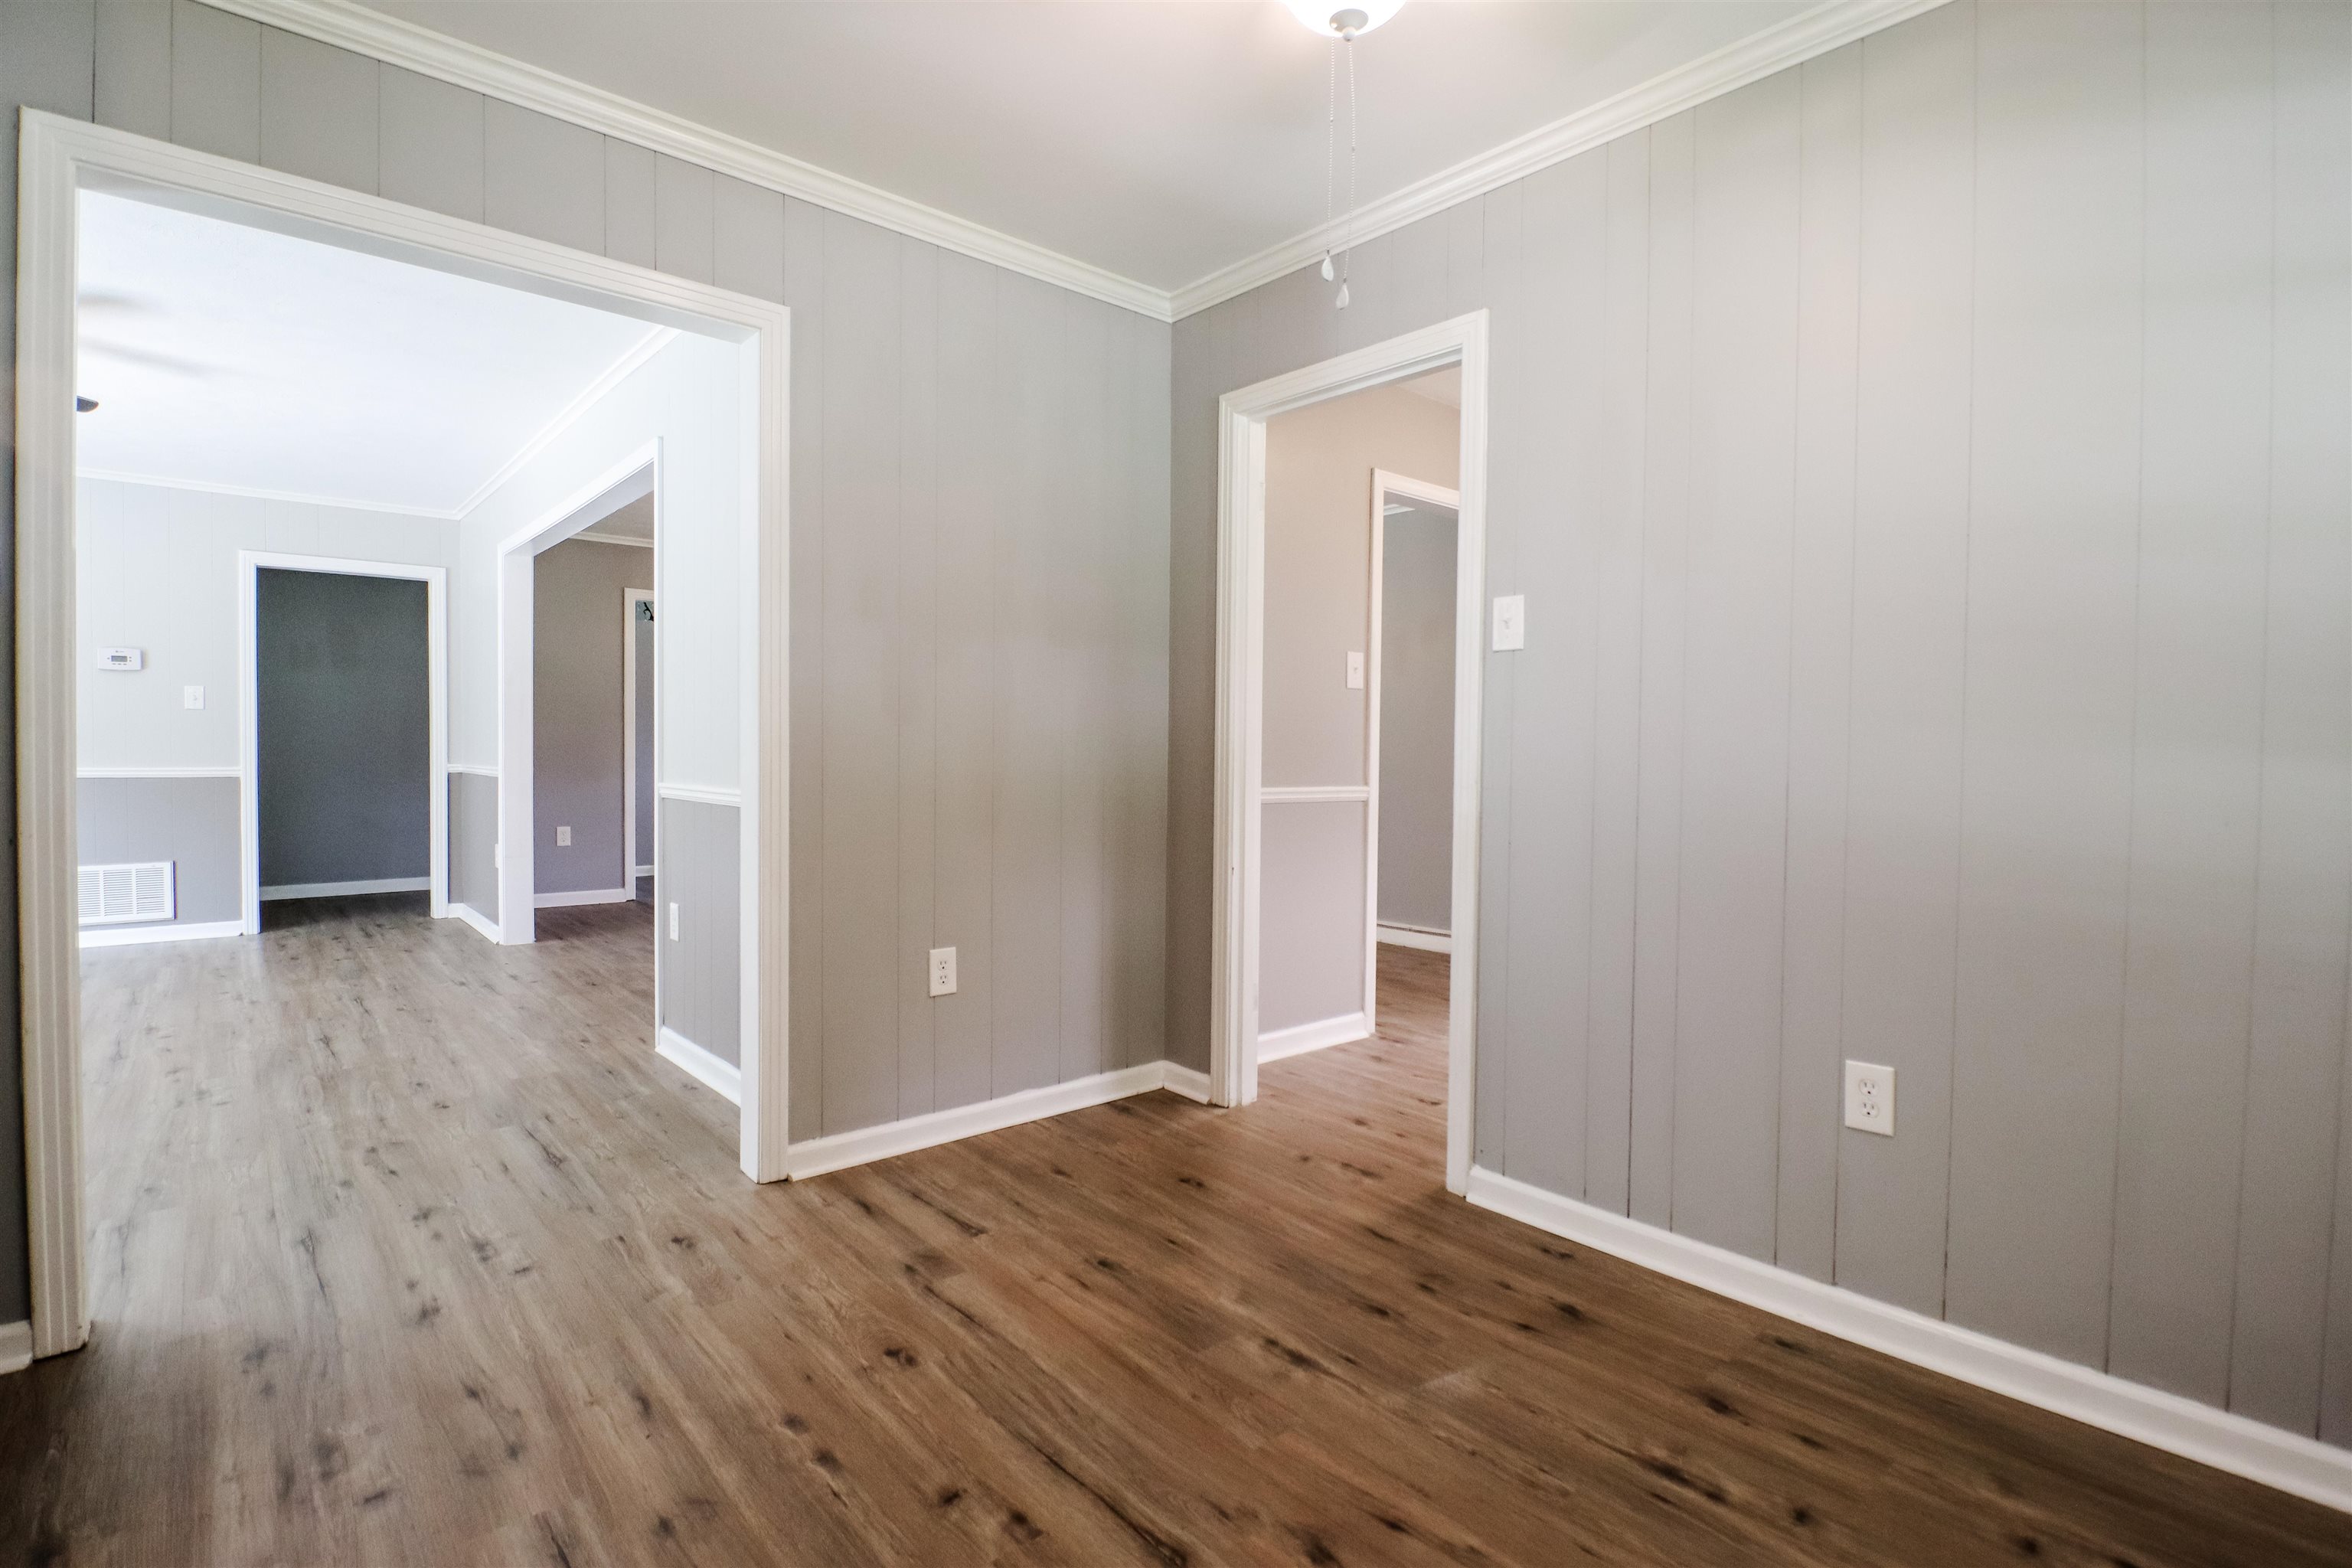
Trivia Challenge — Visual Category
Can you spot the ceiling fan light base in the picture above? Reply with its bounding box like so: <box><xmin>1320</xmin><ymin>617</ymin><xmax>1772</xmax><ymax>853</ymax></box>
<box><xmin>1283</xmin><ymin>0</ymin><xmax>1403</xmax><ymax>41</ymax></box>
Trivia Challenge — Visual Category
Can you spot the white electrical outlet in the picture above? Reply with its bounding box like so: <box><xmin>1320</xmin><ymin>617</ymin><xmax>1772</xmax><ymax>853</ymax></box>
<box><xmin>555</xmin><ymin>825</ymin><xmax>572</xmax><ymax>847</ymax></box>
<box><xmin>928</xmin><ymin>946</ymin><xmax>957</xmax><ymax>998</ymax></box>
<box><xmin>668</xmin><ymin>902</ymin><xmax>680</xmax><ymax>941</ymax></box>
<box><xmin>182</xmin><ymin>684</ymin><xmax>204</xmax><ymax>710</ymax></box>
<box><xmin>1345</xmin><ymin>651</ymin><xmax>1365</xmax><ymax>690</ymax></box>
<box><xmin>1844</xmin><ymin>1060</ymin><xmax>1896</xmax><ymax>1135</ymax></box>
<box><xmin>1492</xmin><ymin>595</ymin><xmax>1526</xmax><ymax>652</ymax></box>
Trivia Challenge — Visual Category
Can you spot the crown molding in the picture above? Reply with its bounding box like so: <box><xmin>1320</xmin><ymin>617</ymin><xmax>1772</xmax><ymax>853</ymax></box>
<box><xmin>204</xmin><ymin>0</ymin><xmax>1173</xmax><ymax>322</ymax></box>
<box><xmin>449</xmin><ymin>326</ymin><xmax>676</xmax><ymax>518</ymax></box>
<box><xmin>1169</xmin><ymin>0</ymin><xmax>1951</xmax><ymax>320</ymax></box>
<box><xmin>76</xmin><ymin>466</ymin><xmax>458</xmax><ymax>518</ymax></box>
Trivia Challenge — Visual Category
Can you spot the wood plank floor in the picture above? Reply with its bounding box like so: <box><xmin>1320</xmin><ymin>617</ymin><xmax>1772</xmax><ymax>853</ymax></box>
<box><xmin>2</xmin><ymin>897</ymin><xmax>2347</xmax><ymax>1566</ymax></box>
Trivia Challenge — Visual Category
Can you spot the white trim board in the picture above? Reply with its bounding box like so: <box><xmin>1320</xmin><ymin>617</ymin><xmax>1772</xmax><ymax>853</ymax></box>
<box><xmin>207</xmin><ymin>0</ymin><xmax>1165</xmax><ymax>320</ymax></box>
<box><xmin>787</xmin><ymin>1062</ymin><xmax>1175</xmax><ymax>1181</ymax></box>
<box><xmin>658</xmin><ymin>1026</ymin><xmax>742</xmax><ymax>1104</ymax></box>
<box><xmin>260</xmin><ymin>876</ymin><xmax>431</xmax><ymax>900</ymax></box>
<box><xmin>1258</xmin><ymin>1011</ymin><xmax>1370</xmax><ymax>1063</ymax></box>
<box><xmin>1168</xmin><ymin>0</ymin><xmax>1952</xmax><ymax>318</ymax></box>
<box><xmin>450</xmin><ymin>903</ymin><xmax>502</xmax><ymax>944</ymax></box>
<box><xmin>535</xmin><ymin>887</ymin><xmax>635</xmax><ymax>909</ymax></box>
<box><xmin>78</xmin><ymin>919</ymin><xmax>246</xmax><ymax>949</ymax></box>
<box><xmin>208</xmin><ymin>0</ymin><xmax>1945</xmax><ymax>326</ymax></box>
<box><xmin>1161</xmin><ymin>1062</ymin><xmax>1214</xmax><ymax>1105</ymax></box>
<box><xmin>446</xmin><ymin>761</ymin><xmax>499</xmax><ymax>777</ymax></box>
<box><xmin>0</xmin><ymin>1321</ymin><xmax>29</xmax><ymax>1375</ymax></box>
<box><xmin>1376</xmin><ymin>923</ymin><xmax>1452</xmax><ymax>955</ymax></box>
<box><xmin>1463</xmin><ymin>1168</ymin><xmax>2352</xmax><ymax>1518</ymax></box>
<box><xmin>77</xmin><ymin>765</ymin><xmax>241</xmax><ymax>779</ymax></box>
<box><xmin>1261</xmin><ymin>783</ymin><xmax>1370</xmax><ymax>805</ymax></box>
<box><xmin>657</xmin><ymin>782</ymin><xmax>742</xmax><ymax>807</ymax></box>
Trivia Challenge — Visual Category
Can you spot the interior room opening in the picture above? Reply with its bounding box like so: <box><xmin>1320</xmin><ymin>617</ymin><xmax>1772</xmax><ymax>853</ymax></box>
<box><xmin>1256</xmin><ymin>364</ymin><xmax>1462</xmax><ymax>1152</ymax></box>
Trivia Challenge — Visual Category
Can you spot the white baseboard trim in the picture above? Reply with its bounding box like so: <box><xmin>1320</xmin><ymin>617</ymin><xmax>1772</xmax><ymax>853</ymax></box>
<box><xmin>449</xmin><ymin>903</ymin><xmax>502</xmax><ymax>943</ymax></box>
<box><xmin>657</xmin><ymin>1026</ymin><xmax>742</xmax><ymax>1103</ymax></box>
<box><xmin>79</xmin><ymin>918</ymin><xmax>244</xmax><ymax>949</ymax></box>
<box><xmin>260</xmin><ymin>875</ymin><xmax>430</xmax><ymax>901</ymax></box>
<box><xmin>1259</xmin><ymin>1011</ymin><xmax>1370</xmax><ymax>1063</ymax></box>
<box><xmin>1160</xmin><ymin>1061</ymin><xmax>1214</xmax><ymax>1103</ymax></box>
<box><xmin>787</xmin><ymin>1061</ymin><xmax>1171</xmax><ymax>1180</ymax></box>
<box><xmin>1462</xmin><ymin>1166</ymin><xmax>2352</xmax><ymax>1517</ymax></box>
<box><xmin>1376</xmin><ymin>923</ymin><xmax>1453</xmax><ymax>954</ymax></box>
<box><xmin>535</xmin><ymin>887</ymin><xmax>633</xmax><ymax>908</ymax></box>
<box><xmin>0</xmin><ymin>1319</ymin><xmax>31</xmax><ymax>1374</ymax></box>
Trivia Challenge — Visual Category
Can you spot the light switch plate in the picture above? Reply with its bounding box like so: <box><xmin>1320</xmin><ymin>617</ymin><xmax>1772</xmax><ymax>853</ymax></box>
<box><xmin>929</xmin><ymin>946</ymin><xmax>957</xmax><ymax>998</ymax></box>
<box><xmin>1844</xmin><ymin>1060</ymin><xmax>1895</xmax><ymax>1135</ymax></box>
<box><xmin>1345</xmin><ymin>650</ymin><xmax>1365</xmax><ymax>690</ymax></box>
<box><xmin>1492</xmin><ymin>595</ymin><xmax>1526</xmax><ymax>652</ymax></box>
<box><xmin>668</xmin><ymin>902</ymin><xmax>681</xmax><ymax>941</ymax></box>
<box><xmin>555</xmin><ymin>825</ymin><xmax>572</xmax><ymax>847</ymax></box>
<box><xmin>182</xmin><ymin>684</ymin><xmax>204</xmax><ymax>710</ymax></box>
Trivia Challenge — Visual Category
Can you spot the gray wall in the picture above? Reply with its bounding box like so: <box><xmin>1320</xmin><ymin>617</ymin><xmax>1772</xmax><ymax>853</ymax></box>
<box><xmin>449</xmin><ymin>770</ymin><xmax>498</xmax><ymax>920</ymax></box>
<box><xmin>534</xmin><ymin>538</ymin><xmax>642</xmax><ymax>897</ymax></box>
<box><xmin>1377</xmin><ymin>503</ymin><xmax>1456</xmax><ymax>935</ymax></box>
<box><xmin>256</xmin><ymin>569</ymin><xmax>430</xmax><ymax>890</ymax></box>
<box><xmin>1171</xmin><ymin>1</ymin><xmax>2352</xmax><ymax>1449</ymax></box>
<box><xmin>1259</xmin><ymin>381</ymin><xmax>1459</xmax><ymax>1033</ymax></box>
<box><xmin>0</xmin><ymin>0</ymin><xmax>1171</xmax><ymax>1321</ymax></box>
<box><xmin>661</xmin><ymin>796</ymin><xmax>739</xmax><ymax>1066</ymax></box>
<box><xmin>77</xmin><ymin>776</ymin><xmax>240</xmax><ymax>927</ymax></box>
<box><xmin>633</xmin><ymin>600</ymin><xmax>653</xmax><ymax>887</ymax></box>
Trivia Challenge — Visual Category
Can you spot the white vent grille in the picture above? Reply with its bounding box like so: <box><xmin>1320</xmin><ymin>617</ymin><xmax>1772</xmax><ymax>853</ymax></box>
<box><xmin>78</xmin><ymin>861</ymin><xmax>175</xmax><ymax>926</ymax></box>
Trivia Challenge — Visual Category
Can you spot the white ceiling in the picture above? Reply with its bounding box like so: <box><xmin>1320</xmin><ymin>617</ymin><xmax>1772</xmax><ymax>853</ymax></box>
<box><xmin>368</xmin><ymin>1</ymin><xmax>1810</xmax><ymax>293</ymax></box>
<box><xmin>76</xmin><ymin>189</ymin><xmax>665</xmax><ymax>516</ymax></box>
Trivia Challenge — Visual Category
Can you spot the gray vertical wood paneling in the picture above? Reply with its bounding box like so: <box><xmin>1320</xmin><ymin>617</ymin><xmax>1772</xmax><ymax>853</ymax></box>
<box><xmin>257</xmin><ymin>28</ymin><xmax>375</xmax><ymax>194</ymax></box>
<box><xmin>714</xmin><ymin>176</ymin><xmax>783</xmax><ymax>303</ymax></box>
<box><xmin>1118</xmin><ymin>310</ymin><xmax>1171</xmax><ymax>1068</ymax></box>
<box><xmin>783</xmin><ymin>195</ymin><xmax>825</xmax><ymax>1142</ymax></box>
<box><xmin>895</xmin><ymin>241</ymin><xmax>939</xmax><ymax>1116</ymax></box>
<box><xmin>818</xmin><ymin>211</ymin><xmax>903</xmax><ymax>1136</ymax></box>
<box><xmin>602</xmin><ymin>139</ymin><xmax>656</xmax><ymax>270</ymax></box>
<box><xmin>1058</xmin><ymin>299</ymin><xmax>1112</xmax><ymax>1082</ymax></box>
<box><xmin>168</xmin><ymin>0</ymin><xmax>256</xmax><ymax>162</ymax></box>
<box><xmin>1831</xmin><ymin>2</ymin><xmax>1975</xmax><ymax>1319</ymax></box>
<box><xmin>94</xmin><ymin>0</ymin><xmax>169</xmax><ymax>139</ymax></box>
<box><xmin>1471</xmin><ymin>184</ymin><xmax>1516</xmax><ymax>1174</ymax></box>
<box><xmin>650</xmin><ymin>157</ymin><xmax>714</xmax><ymax>284</ymax></box>
<box><xmin>1628</xmin><ymin>109</ymin><xmax>1694</xmax><ymax>1230</ymax></box>
<box><xmin>2242</xmin><ymin>0</ymin><xmax>2352</xmax><ymax>1441</ymax></box>
<box><xmin>1775</xmin><ymin>42</ymin><xmax>1863</xmax><ymax>1285</ymax></box>
<box><xmin>1162</xmin><ymin>306</ymin><xmax>1216</xmax><ymax>1075</ymax></box>
<box><xmin>482</xmin><ymin>98</ymin><xmax>604</xmax><ymax>254</ymax></box>
<box><xmin>933</xmin><ymin>253</ymin><xmax>1001</xmax><ymax>1108</ymax></box>
<box><xmin>2105</xmin><ymin>0</ymin><xmax>2273</xmax><ymax>1407</ymax></box>
<box><xmin>1501</xmin><ymin>160</ymin><xmax>1590</xmax><ymax>1196</ymax></box>
<box><xmin>1583</xmin><ymin>130</ymin><xmax>1650</xmax><ymax>1215</ymax></box>
<box><xmin>1943</xmin><ymin>0</ymin><xmax>2143</xmax><ymax>1370</ymax></box>
<box><xmin>1670</xmin><ymin>72</ymin><xmax>1802</xmax><ymax>1260</ymax></box>
<box><xmin>377</xmin><ymin>65</ymin><xmax>484</xmax><ymax>224</ymax></box>
<box><xmin>991</xmin><ymin>275</ymin><xmax>1066</xmax><ymax>1098</ymax></box>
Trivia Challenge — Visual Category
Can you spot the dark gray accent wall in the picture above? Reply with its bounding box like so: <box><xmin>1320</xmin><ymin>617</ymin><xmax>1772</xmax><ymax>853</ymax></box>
<box><xmin>1377</xmin><ymin>505</ymin><xmax>1456</xmax><ymax>934</ymax></box>
<box><xmin>660</xmin><ymin>797</ymin><xmax>738</xmax><ymax>1066</ymax></box>
<box><xmin>1171</xmin><ymin>2</ymin><xmax>2352</xmax><ymax>1449</ymax></box>
<box><xmin>77</xmin><ymin>776</ymin><xmax>240</xmax><ymax>926</ymax></box>
<box><xmin>534</xmin><ymin>539</ymin><xmax>640</xmax><ymax>896</ymax></box>
<box><xmin>449</xmin><ymin>771</ymin><xmax>498</xmax><ymax>920</ymax></box>
<box><xmin>0</xmin><ymin>0</ymin><xmax>1171</xmax><ymax>1324</ymax></box>
<box><xmin>256</xmin><ymin>570</ymin><xmax>429</xmax><ymax>890</ymax></box>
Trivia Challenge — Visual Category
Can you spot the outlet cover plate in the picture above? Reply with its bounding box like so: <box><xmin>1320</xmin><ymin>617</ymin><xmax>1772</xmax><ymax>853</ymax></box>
<box><xmin>1844</xmin><ymin>1059</ymin><xmax>1895</xmax><ymax>1135</ymax></box>
<box><xmin>929</xmin><ymin>946</ymin><xmax>957</xmax><ymax>998</ymax></box>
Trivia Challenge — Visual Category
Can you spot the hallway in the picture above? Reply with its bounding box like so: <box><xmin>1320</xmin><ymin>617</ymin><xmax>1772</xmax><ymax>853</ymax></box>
<box><xmin>0</xmin><ymin>913</ymin><xmax>2341</xmax><ymax>1566</ymax></box>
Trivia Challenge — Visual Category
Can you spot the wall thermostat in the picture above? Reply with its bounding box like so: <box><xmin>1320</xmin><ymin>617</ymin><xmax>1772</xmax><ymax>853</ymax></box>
<box><xmin>96</xmin><ymin>647</ymin><xmax>142</xmax><ymax>671</ymax></box>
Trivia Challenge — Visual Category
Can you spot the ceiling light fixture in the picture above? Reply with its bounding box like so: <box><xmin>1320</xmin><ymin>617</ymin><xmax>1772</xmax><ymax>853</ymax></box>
<box><xmin>1291</xmin><ymin>2</ymin><xmax>1400</xmax><ymax>308</ymax></box>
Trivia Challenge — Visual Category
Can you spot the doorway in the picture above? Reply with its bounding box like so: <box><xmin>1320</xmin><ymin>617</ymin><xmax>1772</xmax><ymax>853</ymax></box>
<box><xmin>1210</xmin><ymin>312</ymin><xmax>1490</xmax><ymax>1194</ymax></box>
<box><xmin>240</xmin><ymin>554</ymin><xmax>448</xmax><ymax>932</ymax></box>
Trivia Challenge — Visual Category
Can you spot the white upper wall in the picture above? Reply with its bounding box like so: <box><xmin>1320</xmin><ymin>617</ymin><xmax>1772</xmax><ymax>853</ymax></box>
<box><xmin>452</xmin><ymin>328</ymin><xmax>743</xmax><ymax>789</ymax></box>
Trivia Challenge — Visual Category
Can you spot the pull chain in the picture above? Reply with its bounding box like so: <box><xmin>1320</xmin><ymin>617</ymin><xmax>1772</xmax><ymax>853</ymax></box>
<box><xmin>1337</xmin><ymin>37</ymin><xmax>1355</xmax><ymax>309</ymax></box>
<box><xmin>1321</xmin><ymin>40</ymin><xmax>1337</xmax><ymax>282</ymax></box>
